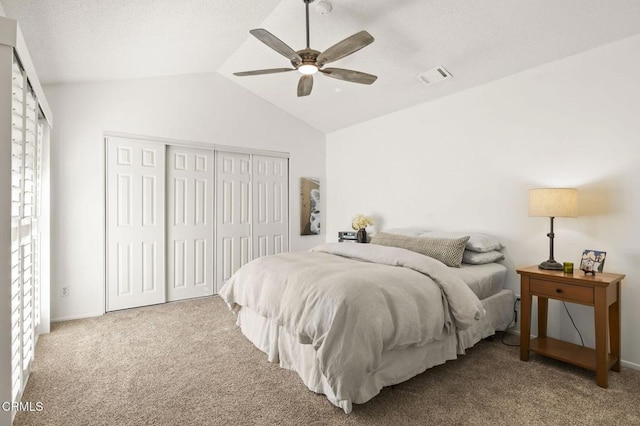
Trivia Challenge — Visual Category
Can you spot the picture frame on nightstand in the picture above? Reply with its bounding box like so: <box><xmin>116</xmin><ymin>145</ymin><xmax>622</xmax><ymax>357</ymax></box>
<box><xmin>580</xmin><ymin>249</ymin><xmax>606</xmax><ymax>275</ymax></box>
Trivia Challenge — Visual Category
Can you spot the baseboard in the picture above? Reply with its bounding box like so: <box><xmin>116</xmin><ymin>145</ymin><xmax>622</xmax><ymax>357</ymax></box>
<box><xmin>621</xmin><ymin>360</ymin><xmax>640</xmax><ymax>371</ymax></box>
<box><xmin>51</xmin><ymin>312</ymin><xmax>104</xmax><ymax>323</ymax></box>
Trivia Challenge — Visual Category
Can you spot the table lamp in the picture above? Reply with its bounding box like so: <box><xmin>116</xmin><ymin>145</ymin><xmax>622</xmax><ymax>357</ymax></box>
<box><xmin>528</xmin><ymin>188</ymin><xmax>578</xmax><ymax>270</ymax></box>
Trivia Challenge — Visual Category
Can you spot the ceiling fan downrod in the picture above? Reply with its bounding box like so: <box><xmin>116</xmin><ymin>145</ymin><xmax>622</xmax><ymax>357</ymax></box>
<box><xmin>304</xmin><ymin>0</ymin><xmax>314</xmax><ymax>49</ymax></box>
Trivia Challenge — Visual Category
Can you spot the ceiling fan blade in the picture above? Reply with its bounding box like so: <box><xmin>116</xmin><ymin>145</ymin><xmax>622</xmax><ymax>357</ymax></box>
<box><xmin>234</xmin><ymin>68</ymin><xmax>297</xmax><ymax>77</ymax></box>
<box><xmin>319</xmin><ymin>68</ymin><xmax>377</xmax><ymax>85</ymax></box>
<box><xmin>316</xmin><ymin>31</ymin><xmax>374</xmax><ymax>66</ymax></box>
<box><xmin>297</xmin><ymin>75</ymin><xmax>313</xmax><ymax>97</ymax></box>
<box><xmin>250</xmin><ymin>29</ymin><xmax>302</xmax><ymax>65</ymax></box>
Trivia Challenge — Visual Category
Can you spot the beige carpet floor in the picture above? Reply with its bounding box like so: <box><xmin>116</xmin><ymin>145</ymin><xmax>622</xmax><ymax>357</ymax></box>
<box><xmin>14</xmin><ymin>296</ymin><xmax>640</xmax><ymax>426</ymax></box>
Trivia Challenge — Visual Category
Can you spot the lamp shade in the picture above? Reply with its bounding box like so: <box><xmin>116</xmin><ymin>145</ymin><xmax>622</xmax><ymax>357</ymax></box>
<box><xmin>528</xmin><ymin>188</ymin><xmax>578</xmax><ymax>218</ymax></box>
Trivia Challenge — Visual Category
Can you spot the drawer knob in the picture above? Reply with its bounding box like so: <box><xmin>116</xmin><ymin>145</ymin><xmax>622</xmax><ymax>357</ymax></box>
<box><xmin>556</xmin><ymin>288</ymin><xmax>563</xmax><ymax>293</ymax></box>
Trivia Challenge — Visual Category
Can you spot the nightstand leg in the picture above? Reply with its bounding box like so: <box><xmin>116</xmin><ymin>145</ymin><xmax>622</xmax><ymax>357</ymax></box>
<box><xmin>520</xmin><ymin>278</ymin><xmax>531</xmax><ymax>362</ymax></box>
<box><xmin>594</xmin><ymin>287</ymin><xmax>608</xmax><ymax>388</ymax></box>
<box><xmin>537</xmin><ymin>297</ymin><xmax>548</xmax><ymax>338</ymax></box>
<box><xmin>610</xmin><ymin>282</ymin><xmax>621</xmax><ymax>372</ymax></box>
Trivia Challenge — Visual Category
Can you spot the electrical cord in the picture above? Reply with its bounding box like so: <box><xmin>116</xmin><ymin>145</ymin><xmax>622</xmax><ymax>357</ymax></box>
<box><xmin>497</xmin><ymin>298</ymin><xmax>585</xmax><ymax>348</ymax></box>
<box><xmin>500</xmin><ymin>297</ymin><xmax>520</xmax><ymax>347</ymax></box>
<box><xmin>562</xmin><ymin>301</ymin><xmax>585</xmax><ymax>346</ymax></box>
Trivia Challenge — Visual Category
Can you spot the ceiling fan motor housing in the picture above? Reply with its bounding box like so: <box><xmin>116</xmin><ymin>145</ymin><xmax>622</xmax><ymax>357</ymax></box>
<box><xmin>294</xmin><ymin>48</ymin><xmax>320</xmax><ymax>68</ymax></box>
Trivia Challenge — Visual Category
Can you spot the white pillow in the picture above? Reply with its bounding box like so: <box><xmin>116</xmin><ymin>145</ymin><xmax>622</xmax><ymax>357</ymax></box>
<box><xmin>420</xmin><ymin>231</ymin><xmax>503</xmax><ymax>253</ymax></box>
<box><xmin>462</xmin><ymin>250</ymin><xmax>505</xmax><ymax>265</ymax></box>
<box><xmin>382</xmin><ymin>228</ymin><xmax>427</xmax><ymax>237</ymax></box>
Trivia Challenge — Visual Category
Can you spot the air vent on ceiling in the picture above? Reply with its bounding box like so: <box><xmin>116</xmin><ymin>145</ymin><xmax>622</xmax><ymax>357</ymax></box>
<box><xmin>418</xmin><ymin>66</ymin><xmax>452</xmax><ymax>86</ymax></box>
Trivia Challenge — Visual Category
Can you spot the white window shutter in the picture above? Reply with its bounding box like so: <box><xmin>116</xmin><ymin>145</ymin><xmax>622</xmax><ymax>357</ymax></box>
<box><xmin>9</xmin><ymin>53</ymin><xmax>43</xmax><ymax>406</ymax></box>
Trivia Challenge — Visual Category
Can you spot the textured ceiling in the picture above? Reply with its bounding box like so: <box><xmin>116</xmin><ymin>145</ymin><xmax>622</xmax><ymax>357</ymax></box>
<box><xmin>3</xmin><ymin>0</ymin><xmax>640</xmax><ymax>133</ymax></box>
<box><xmin>1</xmin><ymin>0</ymin><xmax>282</xmax><ymax>82</ymax></box>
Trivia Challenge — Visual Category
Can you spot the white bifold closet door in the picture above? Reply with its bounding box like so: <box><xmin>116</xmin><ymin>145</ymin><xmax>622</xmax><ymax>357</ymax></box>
<box><xmin>166</xmin><ymin>146</ymin><xmax>214</xmax><ymax>301</ymax></box>
<box><xmin>106</xmin><ymin>138</ymin><xmax>166</xmax><ymax>311</ymax></box>
<box><xmin>252</xmin><ymin>155</ymin><xmax>289</xmax><ymax>257</ymax></box>
<box><xmin>107</xmin><ymin>141</ymin><xmax>289</xmax><ymax>309</ymax></box>
<box><xmin>215</xmin><ymin>151</ymin><xmax>251</xmax><ymax>293</ymax></box>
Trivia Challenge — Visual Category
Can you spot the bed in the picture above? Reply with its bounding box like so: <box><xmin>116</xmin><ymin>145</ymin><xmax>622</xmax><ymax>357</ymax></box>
<box><xmin>220</xmin><ymin>233</ymin><xmax>514</xmax><ymax>413</ymax></box>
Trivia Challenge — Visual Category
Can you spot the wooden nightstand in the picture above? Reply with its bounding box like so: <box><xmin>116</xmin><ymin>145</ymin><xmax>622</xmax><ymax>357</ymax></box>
<box><xmin>517</xmin><ymin>266</ymin><xmax>625</xmax><ymax>388</ymax></box>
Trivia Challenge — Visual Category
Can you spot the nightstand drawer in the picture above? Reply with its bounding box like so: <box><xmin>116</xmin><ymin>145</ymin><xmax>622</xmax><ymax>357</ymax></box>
<box><xmin>530</xmin><ymin>279</ymin><xmax>594</xmax><ymax>304</ymax></box>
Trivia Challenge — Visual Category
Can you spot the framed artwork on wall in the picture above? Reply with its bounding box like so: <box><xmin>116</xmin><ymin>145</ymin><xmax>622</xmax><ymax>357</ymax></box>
<box><xmin>300</xmin><ymin>177</ymin><xmax>320</xmax><ymax>235</ymax></box>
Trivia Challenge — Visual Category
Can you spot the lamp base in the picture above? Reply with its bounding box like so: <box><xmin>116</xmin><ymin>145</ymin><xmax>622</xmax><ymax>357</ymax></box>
<box><xmin>538</xmin><ymin>260</ymin><xmax>563</xmax><ymax>270</ymax></box>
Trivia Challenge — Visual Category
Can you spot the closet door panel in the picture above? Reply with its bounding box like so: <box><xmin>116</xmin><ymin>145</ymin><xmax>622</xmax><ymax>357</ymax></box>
<box><xmin>252</xmin><ymin>155</ymin><xmax>289</xmax><ymax>258</ymax></box>
<box><xmin>215</xmin><ymin>152</ymin><xmax>251</xmax><ymax>293</ymax></box>
<box><xmin>107</xmin><ymin>138</ymin><xmax>165</xmax><ymax>311</ymax></box>
<box><xmin>167</xmin><ymin>146</ymin><xmax>214</xmax><ymax>301</ymax></box>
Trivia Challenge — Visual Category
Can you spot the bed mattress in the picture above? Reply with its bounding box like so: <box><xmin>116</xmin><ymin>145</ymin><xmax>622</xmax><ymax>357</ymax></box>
<box><xmin>449</xmin><ymin>263</ymin><xmax>507</xmax><ymax>300</ymax></box>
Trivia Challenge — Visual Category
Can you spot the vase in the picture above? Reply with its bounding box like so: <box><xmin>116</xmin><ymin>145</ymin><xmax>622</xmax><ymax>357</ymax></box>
<box><xmin>356</xmin><ymin>228</ymin><xmax>367</xmax><ymax>243</ymax></box>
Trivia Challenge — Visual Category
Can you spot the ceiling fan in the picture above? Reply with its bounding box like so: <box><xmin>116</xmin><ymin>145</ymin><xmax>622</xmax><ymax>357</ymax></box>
<box><xmin>234</xmin><ymin>0</ymin><xmax>377</xmax><ymax>97</ymax></box>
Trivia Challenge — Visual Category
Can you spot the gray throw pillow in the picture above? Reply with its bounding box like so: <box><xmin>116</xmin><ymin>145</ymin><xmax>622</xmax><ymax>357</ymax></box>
<box><xmin>371</xmin><ymin>232</ymin><xmax>470</xmax><ymax>267</ymax></box>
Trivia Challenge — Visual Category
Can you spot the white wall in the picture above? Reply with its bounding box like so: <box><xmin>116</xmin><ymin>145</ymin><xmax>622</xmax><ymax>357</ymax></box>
<box><xmin>327</xmin><ymin>35</ymin><xmax>640</xmax><ymax>367</ymax></box>
<box><xmin>45</xmin><ymin>72</ymin><xmax>326</xmax><ymax>321</ymax></box>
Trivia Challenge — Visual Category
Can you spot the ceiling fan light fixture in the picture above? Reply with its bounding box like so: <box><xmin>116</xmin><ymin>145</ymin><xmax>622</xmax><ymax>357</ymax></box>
<box><xmin>298</xmin><ymin>64</ymin><xmax>319</xmax><ymax>75</ymax></box>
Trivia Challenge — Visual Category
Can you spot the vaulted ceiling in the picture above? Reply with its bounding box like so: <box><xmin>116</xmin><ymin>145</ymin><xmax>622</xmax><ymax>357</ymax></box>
<box><xmin>3</xmin><ymin>0</ymin><xmax>640</xmax><ymax>132</ymax></box>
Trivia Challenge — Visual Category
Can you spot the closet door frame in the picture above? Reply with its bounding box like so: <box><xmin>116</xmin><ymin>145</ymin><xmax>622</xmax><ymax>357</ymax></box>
<box><xmin>103</xmin><ymin>131</ymin><xmax>290</xmax><ymax>313</ymax></box>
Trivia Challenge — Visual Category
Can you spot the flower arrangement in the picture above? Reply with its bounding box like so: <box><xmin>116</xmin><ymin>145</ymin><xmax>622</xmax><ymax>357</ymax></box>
<box><xmin>352</xmin><ymin>214</ymin><xmax>374</xmax><ymax>231</ymax></box>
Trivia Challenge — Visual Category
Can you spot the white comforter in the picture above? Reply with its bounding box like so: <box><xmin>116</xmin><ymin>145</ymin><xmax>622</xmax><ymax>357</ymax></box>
<box><xmin>219</xmin><ymin>243</ymin><xmax>485</xmax><ymax>408</ymax></box>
